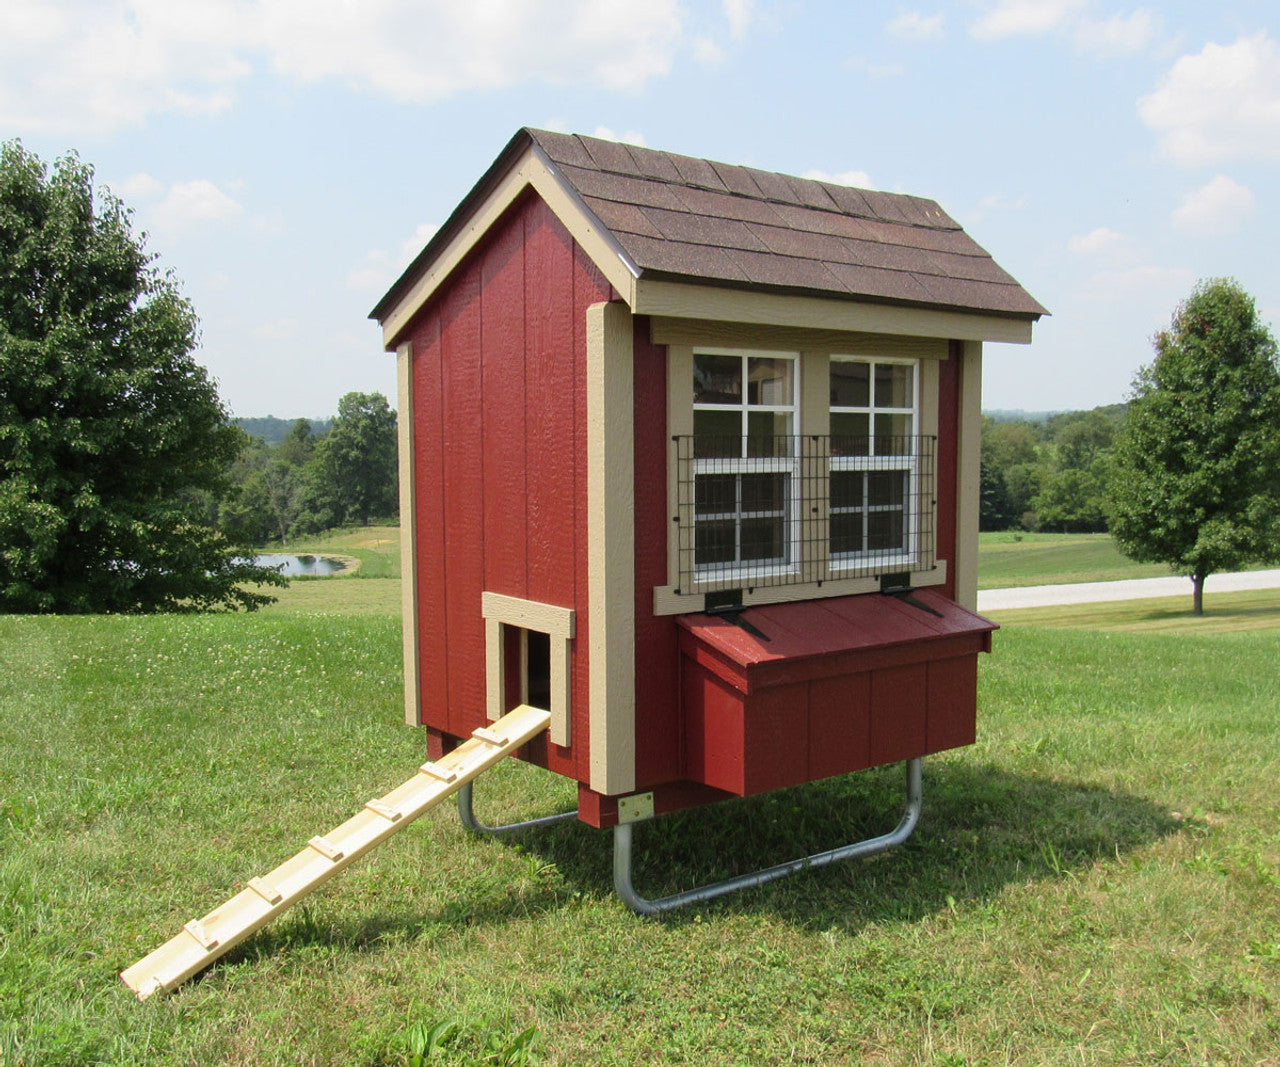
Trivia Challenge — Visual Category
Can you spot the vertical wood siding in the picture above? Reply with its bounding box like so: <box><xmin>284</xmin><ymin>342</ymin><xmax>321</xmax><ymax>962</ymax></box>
<box><xmin>405</xmin><ymin>190</ymin><xmax>613</xmax><ymax>782</ymax></box>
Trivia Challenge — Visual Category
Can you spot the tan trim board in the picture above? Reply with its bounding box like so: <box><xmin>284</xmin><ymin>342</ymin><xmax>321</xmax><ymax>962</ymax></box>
<box><xmin>380</xmin><ymin>151</ymin><xmax>637</xmax><ymax>349</ymax></box>
<box><xmin>651</xmin><ymin>317</ymin><xmax>950</xmax><ymax>359</ymax></box>
<box><xmin>635</xmin><ymin>280</ymin><xmax>1035</xmax><ymax>344</ymax></box>
<box><xmin>653</xmin><ymin>564</ymin><xmax>947</xmax><ymax>616</ymax></box>
<box><xmin>954</xmin><ymin>341</ymin><xmax>983</xmax><ymax>612</ymax></box>
<box><xmin>587</xmin><ymin>301</ymin><xmax>636</xmax><ymax>794</ymax></box>
<box><xmin>396</xmin><ymin>342</ymin><xmax>421</xmax><ymax>728</ymax></box>
<box><xmin>480</xmin><ymin>592</ymin><xmax>575</xmax><ymax>746</ymax></box>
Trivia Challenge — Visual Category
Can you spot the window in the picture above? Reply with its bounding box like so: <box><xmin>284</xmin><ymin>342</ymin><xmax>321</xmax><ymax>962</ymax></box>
<box><xmin>663</xmin><ymin>338</ymin><xmax>939</xmax><ymax>612</ymax></box>
<box><xmin>690</xmin><ymin>350</ymin><xmax>799</xmax><ymax>577</ymax></box>
<box><xmin>829</xmin><ymin>357</ymin><xmax>922</xmax><ymax>570</ymax></box>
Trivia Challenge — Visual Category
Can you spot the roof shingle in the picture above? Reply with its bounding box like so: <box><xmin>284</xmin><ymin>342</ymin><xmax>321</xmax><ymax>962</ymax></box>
<box><xmin>528</xmin><ymin>129</ymin><xmax>1045</xmax><ymax>319</ymax></box>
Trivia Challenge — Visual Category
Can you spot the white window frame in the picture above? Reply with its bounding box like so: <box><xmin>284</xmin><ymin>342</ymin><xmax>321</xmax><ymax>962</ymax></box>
<box><xmin>690</xmin><ymin>348</ymin><xmax>801</xmax><ymax>583</ymax></box>
<box><xmin>828</xmin><ymin>355</ymin><xmax>922</xmax><ymax>575</ymax></box>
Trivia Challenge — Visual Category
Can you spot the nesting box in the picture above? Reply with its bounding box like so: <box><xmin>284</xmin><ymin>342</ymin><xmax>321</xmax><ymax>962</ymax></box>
<box><xmin>371</xmin><ymin>128</ymin><xmax>1042</xmax><ymax>831</ymax></box>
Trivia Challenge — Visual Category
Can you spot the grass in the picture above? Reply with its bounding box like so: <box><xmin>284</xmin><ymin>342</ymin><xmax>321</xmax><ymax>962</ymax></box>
<box><xmin>977</xmin><ymin>531</ymin><xmax>1183</xmax><ymax>589</ymax></box>
<box><xmin>3</xmin><ymin>557</ymin><xmax>1279</xmax><ymax>1064</ymax></box>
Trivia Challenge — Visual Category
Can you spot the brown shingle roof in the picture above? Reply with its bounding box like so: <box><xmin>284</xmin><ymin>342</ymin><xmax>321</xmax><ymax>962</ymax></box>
<box><xmin>371</xmin><ymin>128</ymin><xmax>1047</xmax><ymax>324</ymax></box>
<box><xmin>528</xmin><ymin>128</ymin><xmax>1046</xmax><ymax>319</ymax></box>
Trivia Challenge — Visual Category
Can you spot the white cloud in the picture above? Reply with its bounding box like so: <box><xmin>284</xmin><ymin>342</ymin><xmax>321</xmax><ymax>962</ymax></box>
<box><xmin>804</xmin><ymin>168</ymin><xmax>874</xmax><ymax>190</ymax></box>
<box><xmin>1073</xmin><ymin>9</ymin><xmax>1159</xmax><ymax>58</ymax></box>
<box><xmin>722</xmin><ymin>0</ymin><xmax>753</xmax><ymax>41</ymax></box>
<box><xmin>592</xmin><ymin>127</ymin><xmax>646</xmax><ymax>146</ymax></box>
<box><xmin>0</xmin><ymin>0</ymin><xmax>685</xmax><ymax>135</ymax></box>
<box><xmin>969</xmin><ymin>0</ymin><xmax>1085</xmax><ymax>41</ymax></box>
<box><xmin>347</xmin><ymin>222</ymin><xmax>439</xmax><ymax>293</ymax></box>
<box><xmin>149</xmin><ymin>179</ymin><xmax>244</xmax><ymax>239</ymax></box>
<box><xmin>1138</xmin><ymin>32</ymin><xmax>1280</xmax><ymax>165</ymax></box>
<box><xmin>252</xmin><ymin>316</ymin><xmax>301</xmax><ymax>342</ymax></box>
<box><xmin>886</xmin><ymin>11</ymin><xmax>945</xmax><ymax>41</ymax></box>
<box><xmin>693</xmin><ymin>37</ymin><xmax>726</xmax><ymax>65</ymax></box>
<box><xmin>1171</xmin><ymin>175</ymin><xmax>1255</xmax><ymax>236</ymax></box>
<box><xmin>1067</xmin><ymin>226</ymin><xmax>1132</xmax><ymax>259</ymax></box>
<box><xmin>114</xmin><ymin>172</ymin><xmax>166</xmax><ymax>202</ymax></box>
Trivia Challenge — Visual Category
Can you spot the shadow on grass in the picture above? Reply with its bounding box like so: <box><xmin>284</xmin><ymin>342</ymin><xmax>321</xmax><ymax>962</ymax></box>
<box><xmin>203</xmin><ymin>758</ymin><xmax>1182</xmax><ymax>979</ymax></box>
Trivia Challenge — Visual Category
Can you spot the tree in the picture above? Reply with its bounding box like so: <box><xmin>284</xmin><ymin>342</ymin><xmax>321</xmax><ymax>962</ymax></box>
<box><xmin>1107</xmin><ymin>278</ymin><xmax>1280</xmax><ymax>614</ymax></box>
<box><xmin>317</xmin><ymin>392</ymin><xmax>397</xmax><ymax>526</ymax></box>
<box><xmin>0</xmin><ymin>141</ymin><xmax>283</xmax><ymax>612</ymax></box>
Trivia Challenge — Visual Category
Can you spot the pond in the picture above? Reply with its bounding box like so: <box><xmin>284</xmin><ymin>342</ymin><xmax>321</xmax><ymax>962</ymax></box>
<box><xmin>252</xmin><ymin>553</ymin><xmax>347</xmax><ymax>577</ymax></box>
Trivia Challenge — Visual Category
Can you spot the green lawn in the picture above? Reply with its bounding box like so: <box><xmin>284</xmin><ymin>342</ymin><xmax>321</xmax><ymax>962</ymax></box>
<box><xmin>977</xmin><ymin>531</ymin><xmax>1183</xmax><ymax>589</ymax></box>
<box><xmin>3</xmin><ymin>567</ymin><xmax>1279</xmax><ymax>1064</ymax></box>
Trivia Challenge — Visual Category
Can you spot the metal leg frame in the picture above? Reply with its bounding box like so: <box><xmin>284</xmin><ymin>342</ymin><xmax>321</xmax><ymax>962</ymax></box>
<box><xmin>456</xmin><ymin>781</ymin><xmax>579</xmax><ymax>836</ymax></box>
<box><xmin>613</xmin><ymin>757</ymin><xmax>924</xmax><ymax>915</ymax></box>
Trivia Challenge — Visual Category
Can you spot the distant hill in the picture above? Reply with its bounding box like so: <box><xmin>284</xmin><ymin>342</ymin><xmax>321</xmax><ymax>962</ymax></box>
<box><xmin>983</xmin><ymin>409</ymin><xmax>1059</xmax><ymax>423</ymax></box>
<box><xmin>234</xmin><ymin>416</ymin><xmax>333</xmax><ymax>443</ymax></box>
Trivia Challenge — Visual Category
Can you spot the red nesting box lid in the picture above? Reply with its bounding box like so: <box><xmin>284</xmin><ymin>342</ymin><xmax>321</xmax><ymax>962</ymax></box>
<box><xmin>677</xmin><ymin>590</ymin><xmax>997</xmax><ymax>695</ymax></box>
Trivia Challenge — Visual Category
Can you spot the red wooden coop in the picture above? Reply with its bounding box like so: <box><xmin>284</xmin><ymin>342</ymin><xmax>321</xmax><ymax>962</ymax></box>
<box><xmin>371</xmin><ymin>128</ymin><xmax>1045</xmax><ymax>910</ymax></box>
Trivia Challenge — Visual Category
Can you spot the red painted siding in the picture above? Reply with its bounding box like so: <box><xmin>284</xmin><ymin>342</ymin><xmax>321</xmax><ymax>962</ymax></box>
<box><xmin>404</xmin><ymin>190</ymin><xmax>613</xmax><ymax>782</ymax></box>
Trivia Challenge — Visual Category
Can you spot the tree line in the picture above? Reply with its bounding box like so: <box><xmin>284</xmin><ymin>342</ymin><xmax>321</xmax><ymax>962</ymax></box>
<box><xmin>215</xmin><ymin>392</ymin><xmax>398</xmax><ymax>547</ymax></box>
<box><xmin>980</xmin><ymin>404</ymin><xmax>1126</xmax><ymax>533</ymax></box>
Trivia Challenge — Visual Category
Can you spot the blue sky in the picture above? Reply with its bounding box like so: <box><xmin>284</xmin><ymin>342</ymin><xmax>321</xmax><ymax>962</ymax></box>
<box><xmin>3</xmin><ymin>0</ymin><xmax>1277</xmax><ymax>416</ymax></box>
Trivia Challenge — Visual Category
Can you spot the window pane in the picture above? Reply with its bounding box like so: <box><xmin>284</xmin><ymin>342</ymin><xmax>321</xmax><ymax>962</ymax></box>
<box><xmin>830</xmin><ymin>360</ymin><xmax>870</xmax><ymax>408</ymax></box>
<box><xmin>693</xmin><ymin>409</ymin><xmax>741</xmax><ymax>457</ymax></box>
<box><xmin>740</xmin><ymin>517</ymin><xmax>786</xmax><ymax>562</ymax></box>
<box><xmin>830</xmin><ymin>412</ymin><xmax>870</xmax><ymax>456</ymax></box>
<box><xmin>830</xmin><ymin>470</ymin><xmax>864</xmax><ymax>511</ymax></box>
<box><xmin>746</xmin><ymin>357</ymin><xmax>793</xmax><ymax>406</ymax></box>
<box><xmin>830</xmin><ymin>512</ymin><xmax>864</xmax><ymax>555</ymax></box>
<box><xmin>741</xmin><ymin>473</ymin><xmax>787</xmax><ymax>514</ymax></box>
<box><xmin>695</xmin><ymin>520</ymin><xmax>736</xmax><ymax>565</ymax></box>
<box><xmin>746</xmin><ymin>410</ymin><xmax>792</xmax><ymax>456</ymax></box>
<box><xmin>874</xmin><ymin>363</ymin><xmax>913</xmax><ymax>408</ymax></box>
<box><xmin>867</xmin><ymin>471</ymin><xmax>906</xmax><ymax>508</ymax></box>
<box><xmin>695</xmin><ymin>474</ymin><xmax>736</xmax><ymax>516</ymax></box>
<box><xmin>874</xmin><ymin>413</ymin><xmax>913</xmax><ymax>453</ymax></box>
<box><xmin>868</xmin><ymin>510</ymin><xmax>905</xmax><ymax>552</ymax></box>
<box><xmin>693</xmin><ymin>353</ymin><xmax>741</xmax><ymax>405</ymax></box>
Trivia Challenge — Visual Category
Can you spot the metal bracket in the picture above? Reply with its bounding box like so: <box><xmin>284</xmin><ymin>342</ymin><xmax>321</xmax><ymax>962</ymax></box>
<box><xmin>455</xmin><ymin>780</ymin><xmax>578</xmax><ymax>836</ymax></box>
<box><xmin>612</xmin><ymin>757</ymin><xmax>923</xmax><ymax>915</ymax></box>
<box><xmin>617</xmin><ymin>792</ymin><xmax>655</xmax><ymax>824</ymax></box>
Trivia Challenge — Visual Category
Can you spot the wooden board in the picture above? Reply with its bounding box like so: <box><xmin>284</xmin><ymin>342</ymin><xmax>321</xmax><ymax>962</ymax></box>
<box><xmin>120</xmin><ymin>705</ymin><xmax>552</xmax><ymax>1001</ymax></box>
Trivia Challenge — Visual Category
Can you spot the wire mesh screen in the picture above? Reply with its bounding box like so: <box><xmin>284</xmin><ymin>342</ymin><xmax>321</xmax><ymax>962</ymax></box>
<box><xmin>673</xmin><ymin>434</ymin><xmax>936</xmax><ymax>595</ymax></box>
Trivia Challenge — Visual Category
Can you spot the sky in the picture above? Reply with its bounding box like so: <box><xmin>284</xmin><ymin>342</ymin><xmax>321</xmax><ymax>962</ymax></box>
<box><xmin>3</xmin><ymin>0</ymin><xmax>1278</xmax><ymax>417</ymax></box>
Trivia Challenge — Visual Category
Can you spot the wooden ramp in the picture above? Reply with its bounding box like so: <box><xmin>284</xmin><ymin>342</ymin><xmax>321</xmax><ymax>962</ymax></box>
<box><xmin>121</xmin><ymin>704</ymin><xmax>552</xmax><ymax>1000</ymax></box>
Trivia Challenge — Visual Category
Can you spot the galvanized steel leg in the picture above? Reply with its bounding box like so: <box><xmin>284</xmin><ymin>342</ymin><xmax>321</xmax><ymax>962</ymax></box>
<box><xmin>456</xmin><ymin>781</ymin><xmax>578</xmax><ymax>836</ymax></box>
<box><xmin>613</xmin><ymin>757</ymin><xmax>924</xmax><ymax>915</ymax></box>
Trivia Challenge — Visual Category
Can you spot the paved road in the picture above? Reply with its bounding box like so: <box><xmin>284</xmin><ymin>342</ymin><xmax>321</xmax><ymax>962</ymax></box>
<box><xmin>977</xmin><ymin>568</ymin><xmax>1280</xmax><ymax>612</ymax></box>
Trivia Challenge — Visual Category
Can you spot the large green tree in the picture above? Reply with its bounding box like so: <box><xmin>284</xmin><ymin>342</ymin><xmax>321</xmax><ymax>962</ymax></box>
<box><xmin>0</xmin><ymin>141</ymin><xmax>282</xmax><ymax>612</ymax></box>
<box><xmin>318</xmin><ymin>391</ymin><xmax>397</xmax><ymax>526</ymax></box>
<box><xmin>1107</xmin><ymin>278</ymin><xmax>1280</xmax><ymax>614</ymax></box>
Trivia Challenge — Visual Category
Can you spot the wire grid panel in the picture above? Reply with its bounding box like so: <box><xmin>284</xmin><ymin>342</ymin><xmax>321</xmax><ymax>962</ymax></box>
<box><xmin>673</xmin><ymin>434</ymin><xmax>936</xmax><ymax>595</ymax></box>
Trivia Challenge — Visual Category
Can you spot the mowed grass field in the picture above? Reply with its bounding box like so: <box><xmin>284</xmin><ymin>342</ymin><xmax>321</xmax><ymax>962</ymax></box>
<box><xmin>2</xmin><ymin>531</ymin><xmax>1278</xmax><ymax>1064</ymax></box>
<box><xmin>977</xmin><ymin>531</ymin><xmax>1181</xmax><ymax>589</ymax></box>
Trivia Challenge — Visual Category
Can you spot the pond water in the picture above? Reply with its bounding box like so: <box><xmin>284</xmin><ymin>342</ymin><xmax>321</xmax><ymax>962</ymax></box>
<box><xmin>253</xmin><ymin>553</ymin><xmax>346</xmax><ymax>577</ymax></box>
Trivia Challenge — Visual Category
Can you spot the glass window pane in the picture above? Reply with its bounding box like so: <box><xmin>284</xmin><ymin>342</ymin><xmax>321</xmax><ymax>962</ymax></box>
<box><xmin>746</xmin><ymin>410</ymin><xmax>792</xmax><ymax>456</ymax></box>
<box><xmin>693</xmin><ymin>353</ymin><xmax>741</xmax><ymax>405</ymax></box>
<box><xmin>867</xmin><ymin>471</ymin><xmax>906</xmax><ymax>508</ymax></box>
<box><xmin>740</xmin><ymin>517</ymin><xmax>785</xmax><ymax>562</ymax></box>
<box><xmin>874</xmin><ymin>364</ymin><xmax>914</xmax><ymax>408</ymax></box>
<box><xmin>830</xmin><ymin>512</ymin><xmax>864</xmax><ymax>555</ymax></box>
<box><xmin>868</xmin><ymin>511</ymin><xmax>906</xmax><ymax>552</ymax></box>
<box><xmin>830</xmin><ymin>360</ymin><xmax>870</xmax><ymax>408</ymax></box>
<box><xmin>830</xmin><ymin>470</ymin><xmax>864</xmax><ymax>511</ymax></box>
<box><xmin>693</xmin><ymin>409</ymin><xmax>741</xmax><ymax>457</ymax></box>
<box><xmin>741</xmin><ymin>473</ymin><xmax>786</xmax><ymax>515</ymax></box>
<box><xmin>695</xmin><ymin>520</ymin><xmax>736</xmax><ymax>565</ymax></box>
<box><xmin>874</xmin><ymin>413</ymin><xmax>913</xmax><ymax>453</ymax></box>
<box><xmin>830</xmin><ymin>412</ymin><xmax>870</xmax><ymax>456</ymax></box>
<box><xmin>746</xmin><ymin>357</ymin><xmax>793</xmax><ymax>406</ymax></box>
<box><xmin>695</xmin><ymin>474</ymin><xmax>737</xmax><ymax>516</ymax></box>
